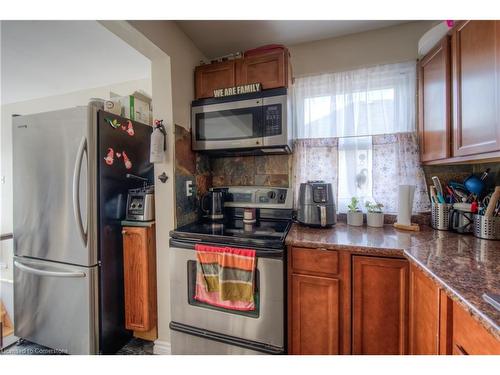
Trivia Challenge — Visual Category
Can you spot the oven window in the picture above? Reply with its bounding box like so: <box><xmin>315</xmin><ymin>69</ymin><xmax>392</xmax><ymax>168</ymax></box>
<box><xmin>195</xmin><ymin>107</ymin><xmax>262</xmax><ymax>141</ymax></box>
<box><xmin>187</xmin><ymin>260</ymin><xmax>260</xmax><ymax>318</ymax></box>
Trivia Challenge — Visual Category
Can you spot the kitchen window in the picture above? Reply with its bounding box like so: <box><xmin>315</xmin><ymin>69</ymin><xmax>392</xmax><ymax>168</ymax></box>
<box><xmin>293</xmin><ymin>61</ymin><xmax>429</xmax><ymax>213</ymax></box>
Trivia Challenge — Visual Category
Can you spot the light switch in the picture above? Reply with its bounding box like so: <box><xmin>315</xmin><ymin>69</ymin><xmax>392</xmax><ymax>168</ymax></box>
<box><xmin>186</xmin><ymin>180</ymin><xmax>193</xmax><ymax>197</ymax></box>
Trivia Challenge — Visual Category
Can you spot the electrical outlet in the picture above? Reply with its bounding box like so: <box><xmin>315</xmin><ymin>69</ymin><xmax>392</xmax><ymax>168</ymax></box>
<box><xmin>186</xmin><ymin>180</ymin><xmax>193</xmax><ymax>197</ymax></box>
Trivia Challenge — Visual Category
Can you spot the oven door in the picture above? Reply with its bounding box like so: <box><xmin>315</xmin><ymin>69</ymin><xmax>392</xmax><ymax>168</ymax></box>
<box><xmin>169</xmin><ymin>239</ymin><xmax>284</xmax><ymax>353</ymax></box>
<box><xmin>192</xmin><ymin>98</ymin><xmax>263</xmax><ymax>151</ymax></box>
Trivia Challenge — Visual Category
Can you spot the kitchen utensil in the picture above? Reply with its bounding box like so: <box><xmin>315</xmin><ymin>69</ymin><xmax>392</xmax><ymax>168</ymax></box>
<box><xmin>485</xmin><ymin>186</ymin><xmax>500</xmax><ymax>217</ymax></box>
<box><xmin>432</xmin><ymin>176</ymin><xmax>445</xmax><ymax>203</ymax></box>
<box><xmin>297</xmin><ymin>181</ymin><xmax>336</xmax><ymax>227</ymax></box>
<box><xmin>429</xmin><ymin>185</ymin><xmax>438</xmax><ymax>204</ymax></box>
<box><xmin>464</xmin><ymin>174</ymin><xmax>486</xmax><ymax>196</ymax></box>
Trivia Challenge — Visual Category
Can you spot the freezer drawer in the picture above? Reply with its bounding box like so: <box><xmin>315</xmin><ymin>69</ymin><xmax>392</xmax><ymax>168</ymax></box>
<box><xmin>13</xmin><ymin>257</ymin><xmax>99</xmax><ymax>354</ymax></box>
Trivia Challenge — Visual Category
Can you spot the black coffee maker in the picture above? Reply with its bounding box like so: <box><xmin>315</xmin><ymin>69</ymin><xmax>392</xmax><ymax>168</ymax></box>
<box><xmin>201</xmin><ymin>188</ymin><xmax>227</xmax><ymax>222</ymax></box>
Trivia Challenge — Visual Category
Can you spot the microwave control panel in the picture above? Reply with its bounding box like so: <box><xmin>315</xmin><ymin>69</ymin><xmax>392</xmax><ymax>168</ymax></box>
<box><xmin>263</xmin><ymin>104</ymin><xmax>282</xmax><ymax>136</ymax></box>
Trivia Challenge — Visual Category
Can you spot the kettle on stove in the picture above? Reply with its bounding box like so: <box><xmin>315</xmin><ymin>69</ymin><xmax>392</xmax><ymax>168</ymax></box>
<box><xmin>201</xmin><ymin>188</ymin><xmax>227</xmax><ymax>222</ymax></box>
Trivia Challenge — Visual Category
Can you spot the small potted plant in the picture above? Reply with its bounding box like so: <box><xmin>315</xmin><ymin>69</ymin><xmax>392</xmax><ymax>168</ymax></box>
<box><xmin>347</xmin><ymin>197</ymin><xmax>363</xmax><ymax>226</ymax></box>
<box><xmin>365</xmin><ymin>201</ymin><xmax>384</xmax><ymax>228</ymax></box>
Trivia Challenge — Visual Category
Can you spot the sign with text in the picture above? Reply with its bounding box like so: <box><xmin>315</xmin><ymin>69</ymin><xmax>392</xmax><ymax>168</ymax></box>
<box><xmin>213</xmin><ymin>83</ymin><xmax>261</xmax><ymax>98</ymax></box>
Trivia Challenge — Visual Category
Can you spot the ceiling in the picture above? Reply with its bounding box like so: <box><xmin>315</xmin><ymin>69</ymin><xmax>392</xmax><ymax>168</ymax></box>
<box><xmin>1</xmin><ymin>21</ymin><xmax>151</xmax><ymax>105</ymax></box>
<box><xmin>177</xmin><ymin>20</ymin><xmax>408</xmax><ymax>59</ymax></box>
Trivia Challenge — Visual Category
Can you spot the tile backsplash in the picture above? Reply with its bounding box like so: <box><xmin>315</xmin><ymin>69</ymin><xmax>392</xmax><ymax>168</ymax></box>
<box><xmin>174</xmin><ymin>126</ymin><xmax>291</xmax><ymax>227</ymax></box>
<box><xmin>174</xmin><ymin>125</ymin><xmax>211</xmax><ymax>227</ymax></box>
<box><xmin>211</xmin><ymin>154</ymin><xmax>291</xmax><ymax>188</ymax></box>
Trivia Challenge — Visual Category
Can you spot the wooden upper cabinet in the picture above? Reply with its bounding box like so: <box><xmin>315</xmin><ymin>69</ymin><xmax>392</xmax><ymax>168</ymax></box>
<box><xmin>352</xmin><ymin>256</ymin><xmax>409</xmax><ymax>355</ymax></box>
<box><xmin>236</xmin><ymin>50</ymin><xmax>288</xmax><ymax>90</ymax></box>
<box><xmin>195</xmin><ymin>60</ymin><xmax>236</xmax><ymax>99</ymax></box>
<box><xmin>291</xmin><ymin>274</ymin><xmax>340</xmax><ymax>355</ymax></box>
<box><xmin>122</xmin><ymin>225</ymin><xmax>157</xmax><ymax>333</ymax></box>
<box><xmin>418</xmin><ymin>37</ymin><xmax>451</xmax><ymax>162</ymax></box>
<box><xmin>451</xmin><ymin>21</ymin><xmax>500</xmax><ymax>157</ymax></box>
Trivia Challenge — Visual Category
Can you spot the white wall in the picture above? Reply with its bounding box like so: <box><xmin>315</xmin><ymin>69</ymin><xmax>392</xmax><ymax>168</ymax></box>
<box><xmin>289</xmin><ymin>21</ymin><xmax>437</xmax><ymax>77</ymax></box>
<box><xmin>102</xmin><ymin>20</ymin><xmax>205</xmax><ymax>353</ymax></box>
<box><xmin>0</xmin><ymin>78</ymin><xmax>151</xmax><ymax>282</ymax></box>
<box><xmin>128</xmin><ymin>21</ymin><xmax>206</xmax><ymax>130</ymax></box>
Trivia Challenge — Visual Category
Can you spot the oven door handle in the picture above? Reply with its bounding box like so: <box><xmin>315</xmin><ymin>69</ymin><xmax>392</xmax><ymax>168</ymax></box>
<box><xmin>169</xmin><ymin>238</ymin><xmax>284</xmax><ymax>258</ymax></box>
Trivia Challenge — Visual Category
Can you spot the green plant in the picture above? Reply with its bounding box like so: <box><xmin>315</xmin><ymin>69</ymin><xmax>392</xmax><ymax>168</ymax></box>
<box><xmin>365</xmin><ymin>201</ymin><xmax>384</xmax><ymax>213</ymax></box>
<box><xmin>347</xmin><ymin>197</ymin><xmax>361</xmax><ymax>212</ymax></box>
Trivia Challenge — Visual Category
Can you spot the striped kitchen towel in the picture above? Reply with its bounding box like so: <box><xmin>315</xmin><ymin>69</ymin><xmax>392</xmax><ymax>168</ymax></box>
<box><xmin>194</xmin><ymin>243</ymin><xmax>256</xmax><ymax>311</ymax></box>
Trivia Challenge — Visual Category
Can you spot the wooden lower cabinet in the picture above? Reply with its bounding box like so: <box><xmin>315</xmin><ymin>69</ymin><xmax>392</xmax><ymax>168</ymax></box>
<box><xmin>122</xmin><ymin>225</ymin><xmax>157</xmax><ymax>340</ymax></box>
<box><xmin>352</xmin><ymin>256</ymin><xmax>409</xmax><ymax>354</ymax></box>
<box><xmin>452</xmin><ymin>301</ymin><xmax>500</xmax><ymax>355</ymax></box>
<box><xmin>409</xmin><ymin>264</ymin><xmax>440</xmax><ymax>354</ymax></box>
<box><xmin>291</xmin><ymin>274</ymin><xmax>340</xmax><ymax>354</ymax></box>
<box><xmin>288</xmin><ymin>247</ymin><xmax>349</xmax><ymax>355</ymax></box>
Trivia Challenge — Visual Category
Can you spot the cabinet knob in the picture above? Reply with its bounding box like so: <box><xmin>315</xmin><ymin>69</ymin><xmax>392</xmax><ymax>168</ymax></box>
<box><xmin>122</xmin><ymin>230</ymin><xmax>127</xmax><ymax>235</ymax></box>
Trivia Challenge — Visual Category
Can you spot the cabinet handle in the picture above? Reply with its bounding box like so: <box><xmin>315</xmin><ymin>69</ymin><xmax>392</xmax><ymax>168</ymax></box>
<box><xmin>455</xmin><ymin>344</ymin><xmax>468</xmax><ymax>355</ymax></box>
<box><xmin>122</xmin><ymin>230</ymin><xmax>128</xmax><ymax>235</ymax></box>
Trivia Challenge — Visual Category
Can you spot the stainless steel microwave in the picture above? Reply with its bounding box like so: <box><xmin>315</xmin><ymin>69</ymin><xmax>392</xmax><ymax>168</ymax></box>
<box><xmin>191</xmin><ymin>88</ymin><xmax>292</xmax><ymax>155</ymax></box>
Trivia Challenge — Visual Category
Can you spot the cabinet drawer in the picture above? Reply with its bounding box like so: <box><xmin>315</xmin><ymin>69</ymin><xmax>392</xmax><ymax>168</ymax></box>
<box><xmin>291</xmin><ymin>247</ymin><xmax>339</xmax><ymax>276</ymax></box>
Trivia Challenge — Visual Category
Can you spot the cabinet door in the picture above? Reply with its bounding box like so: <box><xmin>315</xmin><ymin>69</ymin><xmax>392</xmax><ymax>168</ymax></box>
<box><xmin>195</xmin><ymin>60</ymin><xmax>236</xmax><ymax>99</ymax></box>
<box><xmin>291</xmin><ymin>274</ymin><xmax>340</xmax><ymax>354</ymax></box>
<box><xmin>452</xmin><ymin>21</ymin><xmax>500</xmax><ymax>156</ymax></box>
<box><xmin>452</xmin><ymin>301</ymin><xmax>500</xmax><ymax>355</ymax></box>
<box><xmin>352</xmin><ymin>256</ymin><xmax>409</xmax><ymax>354</ymax></box>
<box><xmin>237</xmin><ymin>50</ymin><xmax>287</xmax><ymax>89</ymax></box>
<box><xmin>123</xmin><ymin>226</ymin><xmax>156</xmax><ymax>332</ymax></box>
<box><xmin>409</xmin><ymin>265</ymin><xmax>440</xmax><ymax>354</ymax></box>
<box><xmin>418</xmin><ymin>37</ymin><xmax>451</xmax><ymax>162</ymax></box>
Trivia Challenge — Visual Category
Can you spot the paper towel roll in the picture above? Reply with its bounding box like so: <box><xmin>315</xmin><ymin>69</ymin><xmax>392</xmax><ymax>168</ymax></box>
<box><xmin>397</xmin><ymin>185</ymin><xmax>416</xmax><ymax>226</ymax></box>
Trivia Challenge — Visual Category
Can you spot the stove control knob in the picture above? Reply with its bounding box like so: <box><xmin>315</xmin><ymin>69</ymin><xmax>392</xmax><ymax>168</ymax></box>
<box><xmin>267</xmin><ymin>191</ymin><xmax>276</xmax><ymax>200</ymax></box>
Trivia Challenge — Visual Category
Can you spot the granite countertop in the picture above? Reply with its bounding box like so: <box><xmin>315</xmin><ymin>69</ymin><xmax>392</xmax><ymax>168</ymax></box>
<box><xmin>286</xmin><ymin>222</ymin><xmax>500</xmax><ymax>340</ymax></box>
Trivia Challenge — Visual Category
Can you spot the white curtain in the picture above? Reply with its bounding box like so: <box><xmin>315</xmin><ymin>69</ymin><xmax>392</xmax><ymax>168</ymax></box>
<box><xmin>292</xmin><ymin>61</ymin><xmax>430</xmax><ymax>213</ymax></box>
<box><xmin>293</xmin><ymin>61</ymin><xmax>416</xmax><ymax>139</ymax></box>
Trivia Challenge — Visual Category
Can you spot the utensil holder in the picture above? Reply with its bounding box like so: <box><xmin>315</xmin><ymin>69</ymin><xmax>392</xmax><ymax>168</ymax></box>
<box><xmin>473</xmin><ymin>215</ymin><xmax>500</xmax><ymax>240</ymax></box>
<box><xmin>431</xmin><ymin>203</ymin><xmax>452</xmax><ymax>230</ymax></box>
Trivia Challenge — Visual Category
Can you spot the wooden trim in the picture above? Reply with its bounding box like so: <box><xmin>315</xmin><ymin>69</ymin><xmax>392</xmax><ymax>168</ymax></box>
<box><xmin>422</xmin><ymin>152</ymin><xmax>500</xmax><ymax>165</ymax></box>
<box><xmin>339</xmin><ymin>251</ymin><xmax>351</xmax><ymax>355</ymax></box>
<box><xmin>438</xmin><ymin>289</ymin><xmax>453</xmax><ymax>354</ymax></box>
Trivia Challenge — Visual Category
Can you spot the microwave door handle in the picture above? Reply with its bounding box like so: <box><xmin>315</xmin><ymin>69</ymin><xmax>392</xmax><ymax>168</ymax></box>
<box><xmin>72</xmin><ymin>136</ymin><xmax>88</xmax><ymax>247</ymax></box>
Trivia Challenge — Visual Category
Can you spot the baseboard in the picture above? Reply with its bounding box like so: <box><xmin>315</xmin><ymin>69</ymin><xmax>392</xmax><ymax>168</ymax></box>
<box><xmin>153</xmin><ymin>339</ymin><xmax>171</xmax><ymax>355</ymax></box>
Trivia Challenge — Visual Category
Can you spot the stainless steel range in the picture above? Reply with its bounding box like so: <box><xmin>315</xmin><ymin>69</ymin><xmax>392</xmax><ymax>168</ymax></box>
<box><xmin>169</xmin><ymin>186</ymin><xmax>293</xmax><ymax>355</ymax></box>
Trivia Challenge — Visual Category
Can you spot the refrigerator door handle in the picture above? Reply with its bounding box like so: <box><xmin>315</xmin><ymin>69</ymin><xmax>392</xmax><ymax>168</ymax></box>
<box><xmin>73</xmin><ymin>136</ymin><xmax>88</xmax><ymax>247</ymax></box>
<box><xmin>14</xmin><ymin>260</ymin><xmax>86</xmax><ymax>278</ymax></box>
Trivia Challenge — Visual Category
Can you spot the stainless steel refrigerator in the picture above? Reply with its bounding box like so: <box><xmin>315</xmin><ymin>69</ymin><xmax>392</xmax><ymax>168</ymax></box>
<box><xmin>12</xmin><ymin>105</ymin><xmax>153</xmax><ymax>354</ymax></box>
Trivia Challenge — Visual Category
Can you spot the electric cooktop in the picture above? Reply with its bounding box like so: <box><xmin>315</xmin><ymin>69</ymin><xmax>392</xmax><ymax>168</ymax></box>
<box><xmin>170</xmin><ymin>218</ymin><xmax>292</xmax><ymax>249</ymax></box>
